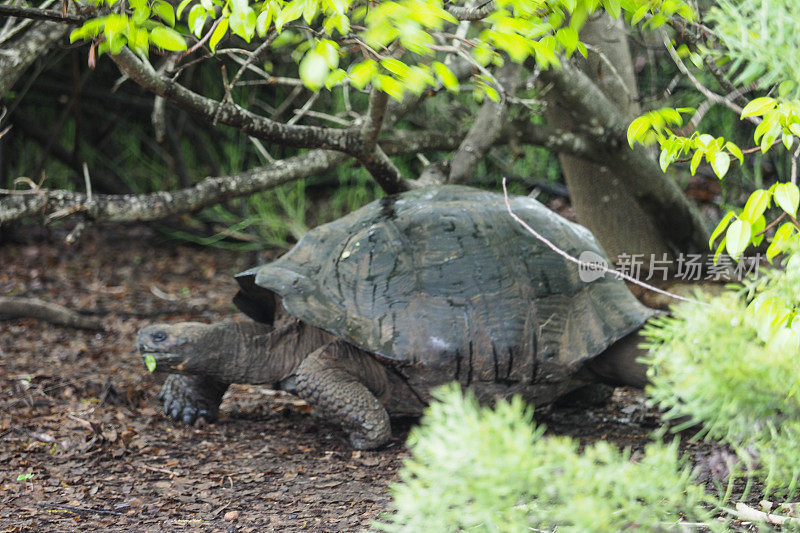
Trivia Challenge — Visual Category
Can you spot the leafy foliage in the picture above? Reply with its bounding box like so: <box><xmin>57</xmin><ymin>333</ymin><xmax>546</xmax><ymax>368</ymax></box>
<box><xmin>708</xmin><ymin>0</ymin><xmax>800</xmax><ymax>98</ymax></box>
<box><xmin>643</xmin><ymin>250</ymin><xmax>800</xmax><ymax>493</ymax></box>
<box><xmin>375</xmin><ymin>384</ymin><xmax>717</xmax><ymax>532</ymax></box>
<box><xmin>69</xmin><ymin>0</ymin><xmax>694</xmax><ymax>100</ymax></box>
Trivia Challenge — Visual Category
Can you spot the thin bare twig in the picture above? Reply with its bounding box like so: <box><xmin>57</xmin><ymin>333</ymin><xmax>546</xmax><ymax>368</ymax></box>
<box><xmin>501</xmin><ymin>179</ymin><xmax>707</xmax><ymax>306</ymax></box>
<box><xmin>661</xmin><ymin>30</ymin><xmax>757</xmax><ymax>125</ymax></box>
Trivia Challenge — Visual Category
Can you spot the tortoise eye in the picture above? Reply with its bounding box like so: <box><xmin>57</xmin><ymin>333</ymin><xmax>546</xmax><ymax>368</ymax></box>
<box><xmin>151</xmin><ymin>331</ymin><xmax>167</xmax><ymax>342</ymax></box>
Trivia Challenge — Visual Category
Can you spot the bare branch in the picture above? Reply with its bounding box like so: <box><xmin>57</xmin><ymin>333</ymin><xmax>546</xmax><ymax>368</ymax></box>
<box><xmin>0</xmin><ymin>18</ymin><xmax>70</xmax><ymax>95</ymax></box>
<box><xmin>0</xmin><ymin>4</ymin><xmax>85</xmax><ymax>24</ymax></box>
<box><xmin>505</xmin><ymin>120</ymin><xmax>604</xmax><ymax>163</ymax></box>
<box><xmin>0</xmin><ymin>297</ymin><xmax>104</xmax><ymax>330</ymax></box>
<box><xmin>361</xmin><ymin>88</ymin><xmax>389</xmax><ymax>153</ymax></box>
<box><xmin>501</xmin><ymin>179</ymin><xmax>705</xmax><ymax>305</ymax></box>
<box><xmin>110</xmin><ymin>47</ymin><xmax>360</xmax><ymax>152</ymax></box>
<box><xmin>445</xmin><ymin>0</ymin><xmax>495</xmax><ymax>21</ymax></box>
<box><xmin>660</xmin><ymin>31</ymin><xmax>755</xmax><ymax>123</ymax></box>
<box><xmin>0</xmin><ymin>130</ymin><xmax>463</xmax><ymax>225</ymax></box>
<box><xmin>449</xmin><ymin>61</ymin><xmax>523</xmax><ymax>183</ymax></box>
<box><xmin>0</xmin><ymin>150</ymin><xmax>347</xmax><ymax>225</ymax></box>
<box><xmin>538</xmin><ymin>60</ymin><xmax>711</xmax><ymax>253</ymax></box>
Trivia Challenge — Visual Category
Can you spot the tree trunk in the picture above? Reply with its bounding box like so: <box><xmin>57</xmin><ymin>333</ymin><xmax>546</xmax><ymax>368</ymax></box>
<box><xmin>542</xmin><ymin>15</ymin><xmax>708</xmax><ymax>265</ymax></box>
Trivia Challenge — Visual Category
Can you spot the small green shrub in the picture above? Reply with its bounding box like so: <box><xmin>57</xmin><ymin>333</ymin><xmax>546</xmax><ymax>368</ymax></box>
<box><xmin>643</xmin><ymin>250</ymin><xmax>800</xmax><ymax>494</ymax></box>
<box><xmin>376</xmin><ymin>384</ymin><xmax>716</xmax><ymax>533</ymax></box>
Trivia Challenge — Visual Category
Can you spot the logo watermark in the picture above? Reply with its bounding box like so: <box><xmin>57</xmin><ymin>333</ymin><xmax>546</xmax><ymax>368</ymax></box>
<box><xmin>577</xmin><ymin>252</ymin><xmax>763</xmax><ymax>283</ymax></box>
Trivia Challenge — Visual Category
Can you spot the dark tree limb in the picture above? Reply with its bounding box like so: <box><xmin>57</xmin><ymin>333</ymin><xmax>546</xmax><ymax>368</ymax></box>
<box><xmin>0</xmin><ymin>149</ymin><xmax>347</xmax><ymax>224</ymax></box>
<box><xmin>110</xmin><ymin>48</ymin><xmax>360</xmax><ymax>152</ymax></box>
<box><xmin>0</xmin><ymin>297</ymin><xmax>103</xmax><ymax>330</ymax></box>
<box><xmin>0</xmin><ymin>129</ymin><xmax>469</xmax><ymax>225</ymax></box>
<box><xmin>0</xmin><ymin>20</ymin><xmax>70</xmax><ymax>95</ymax></box>
<box><xmin>354</xmin><ymin>89</ymin><xmax>409</xmax><ymax>193</ymax></box>
<box><xmin>538</xmin><ymin>60</ymin><xmax>711</xmax><ymax>253</ymax></box>
<box><xmin>360</xmin><ymin>89</ymin><xmax>389</xmax><ymax>153</ymax></box>
<box><xmin>0</xmin><ymin>4</ymin><xmax>85</xmax><ymax>24</ymax></box>
<box><xmin>448</xmin><ymin>61</ymin><xmax>523</xmax><ymax>184</ymax></box>
<box><xmin>505</xmin><ymin>120</ymin><xmax>605</xmax><ymax>163</ymax></box>
<box><xmin>445</xmin><ymin>1</ymin><xmax>495</xmax><ymax>21</ymax></box>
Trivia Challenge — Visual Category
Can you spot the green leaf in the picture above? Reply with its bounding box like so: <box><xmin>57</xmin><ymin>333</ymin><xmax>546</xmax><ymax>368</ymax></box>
<box><xmin>256</xmin><ymin>9</ymin><xmax>273</xmax><ymax>37</ymax></box>
<box><xmin>299</xmin><ymin>49</ymin><xmax>329</xmax><ymax>91</ymax></box>
<box><xmin>658</xmin><ymin>148</ymin><xmax>672</xmax><ymax>172</ymax></box>
<box><xmin>710</xmin><ymin>150</ymin><xmax>730</xmax><ymax>178</ymax></box>
<box><xmin>741</xmin><ymin>96</ymin><xmax>776</xmax><ymax>118</ymax></box>
<box><xmin>725</xmin><ymin>141</ymin><xmax>744</xmax><ymax>165</ymax></box>
<box><xmin>774</xmin><ymin>182</ymin><xmax>800</xmax><ymax>217</ymax></box>
<box><xmin>188</xmin><ymin>4</ymin><xmax>207</xmax><ymax>37</ymax></box>
<box><xmin>229</xmin><ymin>7</ymin><xmax>256</xmax><ymax>42</ymax></box>
<box><xmin>377</xmin><ymin>74</ymin><xmax>405</xmax><ymax>101</ymax></box>
<box><xmin>153</xmin><ymin>0</ymin><xmax>175</xmax><ymax>27</ymax></box>
<box><xmin>626</xmin><ymin>116</ymin><xmax>650</xmax><ymax>147</ymax></box>
<box><xmin>751</xmin><ymin>215</ymin><xmax>766</xmax><ymax>246</ymax></box>
<box><xmin>149</xmin><ymin>26</ymin><xmax>187</xmax><ymax>51</ymax></box>
<box><xmin>144</xmin><ymin>354</ymin><xmax>157</xmax><ymax>373</ymax></box>
<box><xmin>209</xmin><ymin>17</ymin><xmax>228</xmax><ymax>52</ymax></box>
<box><xmin>275</xmin><ymin>0</ymin><xmax>304</xmax><ymax>30</ymax></box>
<box><xmin>767</xmin><ymin>222</ymin><xmax>796</xmax><ymax>261</ymax></box>
<box><xmin>349</xmin><ymin>60</ymin><xmax>377</xmax><ymax>89</ymax></box>
<box><xmin>709</xmin><ymin>211</ymin><xmax>735</xmax><ymax>249</ymax></box>
<box><xmin>604</xmin><ymin>0</ymin><xmax>621</xmax><ymax>19</ymax></box>
<box><xmin>713</xmin><ymin>237</ymin><xmax>726</xmax><ymax>264</ymax></box>
<box><xmin>741</xmin><ymin>189</ymin><xmax>771</xmax><ymax>222</ymax></box>
<box><xmin>431</xmin><ymin>61</ymin><xmax>459</xmax><ymax>92</ymax></box>
<box><xmin>302</xmin><ymin>0</ymin><xmax>318</xmax><ymax>24</ymax></box>
<box><xmin>689</xmin><ymin>149</ymin><xmax>703</xmax><ymax>175</ymax></box>
<box><xmin>555</xmin><ymin>27</ymin><xmax>579</xmax><ymax>54</ymax></box>
<box><xmin>325</xmin><ymin>68</ymin><xmax>347</xmax><ymax>89</ymax></box>
<box><xmin>725</xmin><ymin>218</ymin><xmax>752</xmax><ymax>259</ymax></box>
<box><xmin>631</xmin><ymin>4</ymin><xmax>649</xmax><ymax>24</ymax></box>
<box><xmin>176</xmin><ymin>0</ymin><xmax>192</xmax><ymax>19</ymax></box>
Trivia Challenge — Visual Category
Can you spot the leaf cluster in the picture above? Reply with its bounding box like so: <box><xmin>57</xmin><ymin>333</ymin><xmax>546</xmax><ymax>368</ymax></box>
<box><xmin>375</xmin><ymin>383</ymin><xmax>716</xmax><ymax>532</ymax></box>
<box><xmin>68</xmin><ymin>0</ymin><xmax>695</xmax><ymax>99</ymax></box>
<box><xmin>642</xmin><ymin>253</ymin><xmax>800</xmax><ymax>492</ymax></box>
<box><xmin>708</xmin><ymin>0</ymin><xmax>800</xmax><ymax>99</ymax></box>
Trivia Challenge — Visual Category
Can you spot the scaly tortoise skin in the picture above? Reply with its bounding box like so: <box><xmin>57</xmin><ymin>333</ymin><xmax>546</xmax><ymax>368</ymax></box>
<box><xmin>138</xmin><ymin>185</ymin><xmax>656</xmax><ymax>449</ymax></box>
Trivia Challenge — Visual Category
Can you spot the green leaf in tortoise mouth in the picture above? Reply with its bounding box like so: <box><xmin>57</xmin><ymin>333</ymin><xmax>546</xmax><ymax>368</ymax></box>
<box><xmin>143</xmin><ymin>354</ymin><xmax>157</xmax><ymax>373</ymax></box>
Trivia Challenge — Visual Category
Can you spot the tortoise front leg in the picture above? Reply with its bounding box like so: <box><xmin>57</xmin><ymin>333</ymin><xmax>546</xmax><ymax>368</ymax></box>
<box><xmin>294</xmin><ymin>342</ymin><xmax>391</xmax><ymax>450</ymax></box>
<box><xmin>159</xmin><ymin>374</ymin><xmax>229</xmax><ymax>425</ymax></box>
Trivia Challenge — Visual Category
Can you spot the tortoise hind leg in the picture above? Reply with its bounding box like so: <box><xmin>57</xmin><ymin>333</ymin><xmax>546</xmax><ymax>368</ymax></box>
<box><xmin>159</xmin><ymin>374</ymin><xmax>229</xmax><ymax>425</ymax></box>
<box><xmin>293</xmin><ymin>342</ymin><xmax>391</xmax><ymax>450</ymax></box>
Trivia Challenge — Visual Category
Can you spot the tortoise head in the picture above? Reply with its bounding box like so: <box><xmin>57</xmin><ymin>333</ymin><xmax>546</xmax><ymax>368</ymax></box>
<box><xmin>137</xmin><ymin>322</ymin><xmax>213</xmax><ymax>374</ymax></box>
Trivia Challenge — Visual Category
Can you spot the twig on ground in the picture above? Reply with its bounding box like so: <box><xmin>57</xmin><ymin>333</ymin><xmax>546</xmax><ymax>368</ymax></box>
<box><xmin>0</xmin><ymin>297</ymin><xmax>104</xmax><ymax>330</ymax></box>
<box><xmin>725</xmin><ymin>502</ymin><xmax>800</xmax><ymax>526</ymax></box>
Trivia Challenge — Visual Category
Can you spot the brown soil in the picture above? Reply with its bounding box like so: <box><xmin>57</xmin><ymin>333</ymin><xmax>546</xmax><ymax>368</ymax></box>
<box><xmin>0</xmin><ymin>225</ymin><xmax>755</xmax><ymax>531</ymax></box>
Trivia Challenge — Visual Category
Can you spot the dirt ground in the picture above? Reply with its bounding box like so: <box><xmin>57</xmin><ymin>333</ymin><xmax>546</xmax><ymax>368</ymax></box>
<box><xmin>0</xmin><ymin>224</ymin><xmax>756</xmax><ymax>532</ymax></box>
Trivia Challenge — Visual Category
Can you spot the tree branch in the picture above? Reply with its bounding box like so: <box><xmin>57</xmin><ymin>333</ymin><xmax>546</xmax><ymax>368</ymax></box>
<box><xmin>0</xmin><ymin>149</ymin><xmax>347</xmax><ymax>225</ymax></box>
<box><xmin>0</xmin><ymin>130</ymin><xmax>469</xmax><ymax>225</ymax></box>
<box><xmin>0</xmin><ymin>297</ymin><xmax>104</xmax><ymax>330</ymax></box>
<box><xmin>0</xmin><ymin>19</ymin><xmax>70</xmax><ymax>95</ymax></box>
<box><xmin>0</xmin><ymin>4</ymin><xmax>85</xmax><ymax>24</ymax></box>
<box><xmin>361</xmin><ymin>88</ymin><xmax>389</xmax><ymax>153</ymax></box>
<box><xmin>505</xmin><ymin>120</ymin><xmax>605</xmax><ymax>163</ymax></box>
<box><xmin>110</xmin><ymin>47</ymin><xmax>360</xmax><ymax>152</ymax></box>
<box><xmin>448</xmin><ymin>61</ymin><xmax>522</xmax><ymax>183</ymax></box>
<box><xmin>445</xmin><ymin>0</ymin><xmax>495</xmax><ymax>21</ymax></box>
<box><xmin>538</xmin><ymin>60</ymin><xmax>711</xmax><ymax>253</ymax></box>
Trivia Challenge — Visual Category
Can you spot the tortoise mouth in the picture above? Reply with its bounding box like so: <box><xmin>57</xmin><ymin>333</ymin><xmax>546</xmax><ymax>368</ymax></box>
<box><xmin>140</xmin><ymin>352</ymin><xmax>187</xmax><ymax>372</ymax></box>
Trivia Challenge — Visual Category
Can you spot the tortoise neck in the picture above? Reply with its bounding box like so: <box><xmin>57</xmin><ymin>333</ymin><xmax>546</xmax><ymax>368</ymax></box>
<box><xmin>205</xmin><ymin>318</ymin><xmax>329</xmax><ymax>384</ymax></box>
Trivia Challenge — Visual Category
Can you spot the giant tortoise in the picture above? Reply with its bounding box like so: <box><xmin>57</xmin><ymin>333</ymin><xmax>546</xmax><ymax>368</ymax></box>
<box><xmin>138</xmin><ymin>185</ymin><xmax>657</xmax><ymax>449</ymax></box>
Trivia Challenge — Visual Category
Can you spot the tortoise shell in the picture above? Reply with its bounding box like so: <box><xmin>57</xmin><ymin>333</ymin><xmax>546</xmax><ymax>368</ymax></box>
<box><xmin>235</xmin><ymin>186</ymin><xmax>655</xmax><ymax>380</ymax></box>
